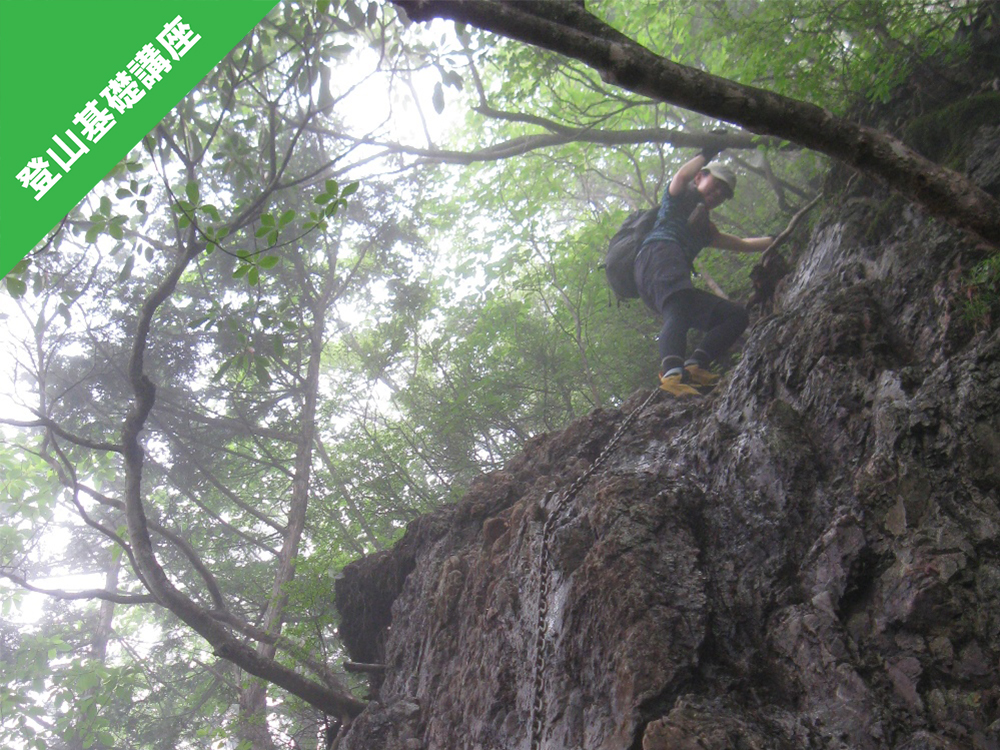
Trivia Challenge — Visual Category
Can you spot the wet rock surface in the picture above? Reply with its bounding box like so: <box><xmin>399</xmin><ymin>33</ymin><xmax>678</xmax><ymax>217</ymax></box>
<box><xmin>334</xmin><ymin>125</ymin><xmax>1000</xmax><ymax>750</ymax></box>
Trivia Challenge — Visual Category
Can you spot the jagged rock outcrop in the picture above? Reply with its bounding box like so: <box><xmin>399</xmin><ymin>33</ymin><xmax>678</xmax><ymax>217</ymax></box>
<box><xmin>334</xmin><ymin>131</ymin><xmax>1000</xmax><ymax>750</ymax></box>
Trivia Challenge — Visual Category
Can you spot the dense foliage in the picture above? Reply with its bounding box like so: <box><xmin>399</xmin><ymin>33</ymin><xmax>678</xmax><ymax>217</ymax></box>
<box><xmin>1</xmin><ymin>1</ymin><xmax>992</xmax><ymax>747</ymax></box>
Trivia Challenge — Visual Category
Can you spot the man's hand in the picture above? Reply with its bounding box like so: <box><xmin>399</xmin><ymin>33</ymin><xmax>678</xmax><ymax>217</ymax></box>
<box><xmin>699</xmin><ymin>127</ymin><xmax>729</xmax><ymax>163</ymax></box>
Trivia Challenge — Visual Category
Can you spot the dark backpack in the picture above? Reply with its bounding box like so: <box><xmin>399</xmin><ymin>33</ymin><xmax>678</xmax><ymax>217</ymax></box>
<box><xmin>603</xmin><ymin>207</ymin><xmax>658</xmax><ymax>301</ymax></box>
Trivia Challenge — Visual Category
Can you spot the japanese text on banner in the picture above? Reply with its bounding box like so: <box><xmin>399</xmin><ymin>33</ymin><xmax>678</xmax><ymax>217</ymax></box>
<box><xmin>14</xmin><ymin>16</ymin><xmax>200</xmax><ymax>202</ymax></box>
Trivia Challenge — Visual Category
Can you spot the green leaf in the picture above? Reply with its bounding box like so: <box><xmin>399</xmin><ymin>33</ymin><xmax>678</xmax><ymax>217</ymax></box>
<box><xmin>255</xmin><ymin>225</ymin><xmax>273</xmax><ymax>238</ymax></box>
<box><xmin>248</xmin><ymin>267</ymin><xmax>260</xmax><ymax>286</ymax></box>
<box><xmin>5</xmin><ymin>276</ymin><xmax>27</xmax><ymax>298</ymax></box>
<box><xmin>259</xmin><ymin>256</ymin><xmax>280</xmax><ymax>269</ymax></box>
<box><xmin>341</xmin><ymin>181</ymin><xmax>360</xmax><ymax>197</ymax></box>
<box><xmin>325</xmin><ymin>178</ymin><xmax>338</xmax><ymax>194</ymax></box>
<box><xmin>78</xmin><ymin>671</ymin><xmax>101</xmax><ymax>690</ymax></box>
<box><xmin>212</xmin><ymin>356</ymin><xmax>235</xmax><ymax>382</ymax></box>
<box><xmin>255</xmin><ymin>357</ymin><xmax>271</xmax><ymax>384</ymax></box>
<box><xmin>343</xmin><ymin>0</ymin><xmax>365</xmax><ymax>27</ymax></box>
<box><xmin>185</xmin><ymin>181</ymin><xmax>199</xmax><ymax>204</ymax></box>
<box><xmin>233</xmin><ymin>264</ymin><xmax>250</xmax><ymax>279</ymax></box>
<box><xmin>442</xmin><ymin>69</ymin><xmax>463</xmax><ymax>90</ymax></box>
<box><xmin>260</xmin><ymin>213</ymin><xmax>275</xmax><ymax>227</ymax></box>
<box><xmin>279</xmin><ymin>210</ymin><xmax>296</xmax><ymax>226</ymax></box>
<box><xmin>116</xmin><ymin>256</ymin><xmax>134</xmax><ymax>283</ymax></box>
<box><xmin>432</xmin><ymin>82</ymin><xmax>445</xmax><ymax>114</ymax></box>
<box><xmin>116</xmin><ymin>188</ymin><xmax>132</xmax><ymax>199</ymax></box>
<box><xmin>201</xmin><ymin>204</ymin><xmax>221</xmax><ymax>221</ymax></box>
<box><xmin>99</xmin><ymin>196</ymin><xmax>112</xmax><ymax>216</ymax></box>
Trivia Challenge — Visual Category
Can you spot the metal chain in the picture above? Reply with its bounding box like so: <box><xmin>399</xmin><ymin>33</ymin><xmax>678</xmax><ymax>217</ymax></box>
<box><xmin>528</xmin><ymin>387</ymin><xmax>661</xmax><ymax>750</ymax></box>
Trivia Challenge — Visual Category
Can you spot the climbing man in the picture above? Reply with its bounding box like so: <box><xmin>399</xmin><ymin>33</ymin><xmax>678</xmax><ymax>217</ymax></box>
<box><xmin>635</xmin><ymin>144</ymin><xmax>774</xmax><ymax>397</ymax></box>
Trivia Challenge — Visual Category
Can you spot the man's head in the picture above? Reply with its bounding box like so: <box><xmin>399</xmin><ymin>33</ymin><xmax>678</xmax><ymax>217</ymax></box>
<box><xmin>694</xmin><ymin>164</ymin><xmax>736</xmax><ymax>208</ymax></box>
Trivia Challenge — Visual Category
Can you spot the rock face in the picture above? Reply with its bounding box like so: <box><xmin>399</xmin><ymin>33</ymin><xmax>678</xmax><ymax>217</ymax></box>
<box><xmin>335</xmin><ymin>135</ymin><xmax>1000</xmax><ymax>749</ymax></box>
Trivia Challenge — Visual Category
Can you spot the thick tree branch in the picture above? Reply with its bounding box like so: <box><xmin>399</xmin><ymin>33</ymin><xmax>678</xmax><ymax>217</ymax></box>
<box><xmin>209</xmin><ymin>608</ymin><xmax>349</xmax><ymax>691</ymax></box>
<box><xmin>393</xmin><ymin>0</ymin><xmax>1000</xmax><ymax>246</ymax></box>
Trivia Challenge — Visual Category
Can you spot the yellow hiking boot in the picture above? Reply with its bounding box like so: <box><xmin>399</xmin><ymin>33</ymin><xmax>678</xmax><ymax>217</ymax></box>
<box><xmin>684</xmin><ymin>363</ymin><xmax>720</xmax><ymax>388</ymax></box>
<box><xmin>659</xmin><ymin>372</ymin><xmax>702</xmax><ymax>397</ymax></box>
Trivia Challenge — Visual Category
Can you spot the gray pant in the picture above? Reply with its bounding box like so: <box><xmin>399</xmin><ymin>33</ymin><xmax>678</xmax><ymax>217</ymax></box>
<box><xmin>657</xmin><ymin>288</ymin><xmax>748</xmax><ymax>364</ymax></box>
<box><xmin>635</xmin><ymin>241</ymin><xmax>748</xmax><ymax>364</ymax></box>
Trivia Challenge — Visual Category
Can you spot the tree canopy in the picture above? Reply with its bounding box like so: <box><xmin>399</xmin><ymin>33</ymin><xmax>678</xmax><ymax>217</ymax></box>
<box><xmin>1</xmin><ymin>1</ymin><xmax>995</xmax><ymax>748</ymax></box>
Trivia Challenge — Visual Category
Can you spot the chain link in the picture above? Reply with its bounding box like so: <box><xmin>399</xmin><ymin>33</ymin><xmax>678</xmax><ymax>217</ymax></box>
<box><xmin>528</xmin><ymin>387</ymin><xmax>660</xmax><ymax>750</ymax></box>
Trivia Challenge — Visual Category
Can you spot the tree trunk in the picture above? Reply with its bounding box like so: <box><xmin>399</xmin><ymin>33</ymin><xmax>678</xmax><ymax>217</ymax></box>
<box><xmin>237</xmin><ymin>252</ymin><xmax>340</xmax><ymax>749</ymax></box>
<box><xmin>391</xmin><ymin>0</ymin><xmax>1000</xmax><ymax>247</ymax></box>
<box><xmin>92</xmin><ymin>553</ymin><xmax>121</xmax><ymax>661</ymax></box>
<box><xmin>237</xmin><ymin>682</ymin><xmax>280</xmax><ymax>750</ymax></box>
<box><xmin>66</xmin><ymin>554</ymin><xmax>121</xmax><ymax>750</ymax></box>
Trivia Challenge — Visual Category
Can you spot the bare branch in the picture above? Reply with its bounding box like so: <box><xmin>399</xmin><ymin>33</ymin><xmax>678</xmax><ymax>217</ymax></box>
<box><xmin>311</xmin><ymin>123</ymin><xmax>768</xmax><ymax>167</ymax></box>
<box><xmin>0</xmin><ymin>571</ymin><xmax>157</xmax><ymax>604</ymax></box>
<box><xmin>764</xmin><ymin>192</ymin><xmax>826</xmax><ymax>260</ymax></box>
<box><xmin>1</xmin><ymin>415</ymin><xmax>123</xmax><ymax>454</ymax></box>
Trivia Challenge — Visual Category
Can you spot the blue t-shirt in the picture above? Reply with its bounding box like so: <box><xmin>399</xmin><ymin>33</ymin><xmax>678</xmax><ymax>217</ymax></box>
<box><xmin>641</xmin><ymin>185</ymin><xmax>717</xmax><ymax>264</ymax></box>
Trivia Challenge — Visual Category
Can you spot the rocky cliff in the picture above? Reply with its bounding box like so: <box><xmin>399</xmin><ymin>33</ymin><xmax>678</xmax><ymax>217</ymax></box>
<box><xmin>333</xmin><ymin>123</ymin><xmax>1000</xmax><ymax>750</ymax></box>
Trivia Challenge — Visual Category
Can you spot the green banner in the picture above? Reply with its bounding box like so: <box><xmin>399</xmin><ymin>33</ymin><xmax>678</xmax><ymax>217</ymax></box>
<box><xmin>0</xmin><ymin>0</ymin><xmax>278</xmax><ymax>279</ymax></box>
